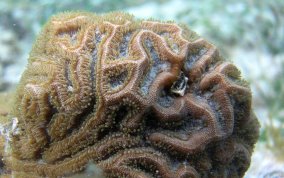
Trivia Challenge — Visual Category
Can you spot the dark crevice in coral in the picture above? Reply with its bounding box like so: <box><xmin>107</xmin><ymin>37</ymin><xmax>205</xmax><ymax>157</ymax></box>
<box><xmin>114</xmin><ymin>105</ymin><xmax>128</xmax><ymax>125</ymax></box>
<box><xmin>96</xmin><ymin>128</ymin><xmax>111</xmax><ymax>141</ymax></box>
<box><xmin>144</xmin><ymin>110</ymin><xmax>160</xmax><ymax>129</ymax></box>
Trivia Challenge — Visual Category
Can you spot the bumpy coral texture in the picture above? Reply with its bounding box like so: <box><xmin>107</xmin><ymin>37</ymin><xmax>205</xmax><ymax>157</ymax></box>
<box><xmin>6</xmin><ymin>12</ymin><xmax>259</xmax><ymax>178</ymax></box>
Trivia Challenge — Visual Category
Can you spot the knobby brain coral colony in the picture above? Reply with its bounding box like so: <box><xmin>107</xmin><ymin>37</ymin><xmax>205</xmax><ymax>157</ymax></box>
<box><xmin>1</xmin><ymin>12</ymin><xmax>259</xmax><ymax>178</ymax></box>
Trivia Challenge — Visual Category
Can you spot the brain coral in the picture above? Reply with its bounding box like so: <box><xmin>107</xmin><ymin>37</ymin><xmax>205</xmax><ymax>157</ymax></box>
<box><xmin>2</xmin><ymin>12</ymin><xmax>259</xmax><ymax>178</ymax></box>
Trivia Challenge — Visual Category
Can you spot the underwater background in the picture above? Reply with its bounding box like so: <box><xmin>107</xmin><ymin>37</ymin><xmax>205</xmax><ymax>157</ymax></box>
<box><xmin>0</xmin><ymin>0</ymin><xmax>283</xmax><ymax>177</ymax></box>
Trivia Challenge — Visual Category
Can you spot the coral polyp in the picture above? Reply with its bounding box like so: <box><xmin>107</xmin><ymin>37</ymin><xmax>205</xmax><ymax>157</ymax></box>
<box><xmin>1</xmin><ymin>12</ymin><xmax>259</xmax><ymax>177</ymax></box>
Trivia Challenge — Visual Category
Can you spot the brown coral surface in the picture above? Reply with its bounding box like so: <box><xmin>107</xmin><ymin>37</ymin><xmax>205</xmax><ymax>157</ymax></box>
<box><xmin>2</xmin><ymin>12</ymin><xmax>259</xmax><ymax>178</ymax></box>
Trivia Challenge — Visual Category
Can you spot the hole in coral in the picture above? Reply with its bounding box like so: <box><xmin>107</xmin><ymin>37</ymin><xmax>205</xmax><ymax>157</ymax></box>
<box><xmin>170</xmin><ymin>72</ymin><xmax>188</xmax><ymax>97</ymax></box>
<box><xmin>157</xmin><ymin>71</ymin><xmax>188</xmax><ymax>108</ymax></box>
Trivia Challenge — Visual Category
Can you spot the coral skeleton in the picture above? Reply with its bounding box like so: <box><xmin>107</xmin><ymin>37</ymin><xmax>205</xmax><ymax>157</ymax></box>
<box><xmin>0</xmin><ymin>12</ymin><xmax>259</xmax><ymax>178</ymax></box>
